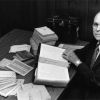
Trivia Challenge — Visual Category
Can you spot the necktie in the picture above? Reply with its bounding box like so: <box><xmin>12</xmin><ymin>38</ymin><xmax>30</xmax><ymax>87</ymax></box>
<box><xmin>91</xmin><ymin>46</ymin><xmax>99</xmax><ymax>68</ymax></box>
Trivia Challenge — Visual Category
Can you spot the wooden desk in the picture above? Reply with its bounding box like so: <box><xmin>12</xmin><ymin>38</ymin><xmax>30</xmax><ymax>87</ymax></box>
<box><xmin>0</xmin><ymin>29</ymin><xmax>75</xmax><ymax>100</ymax></box>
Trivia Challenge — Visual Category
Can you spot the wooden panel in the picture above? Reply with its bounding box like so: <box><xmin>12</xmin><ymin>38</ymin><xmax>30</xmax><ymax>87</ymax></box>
<box><xmin>0</xmin><ymin>0</ymin><xmax>100</xmax><ymax>41</ymax></box>
<box><xmin>0</xmin><ymin>0</ymin><xmax>37</xmax><ymax>36</ymax></box>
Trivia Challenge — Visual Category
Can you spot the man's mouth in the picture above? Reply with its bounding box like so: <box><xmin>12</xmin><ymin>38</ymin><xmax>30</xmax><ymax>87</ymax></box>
<box><xmin>95</xmin><ymin>34</ymin><xmax>100</xmax><ymax>36</ymax></box>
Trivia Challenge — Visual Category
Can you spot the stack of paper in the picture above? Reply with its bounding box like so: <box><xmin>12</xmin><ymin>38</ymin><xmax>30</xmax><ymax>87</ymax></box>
<box><xmin>14</xmin><ymin>51</ymin><xmax>34</xmax><ymax>61</ymax></box>
<box><xmin>32</xmin><ymin>26</ymin><xmax>58</xmax><ymax>45</ymax></box>
<box><xmin>30</xmin><ymin>26</ymin><xmax>58</xmax><ymax>55</ymax></box>
<box><xmin>0</xmin><ymin>79</ymin><xmax>24</xmax><ymax>97</ymax></box>
<box><xmin>0</xmin><ymin>70</ymin><xmax>24</xmax><ymax>97</ymax></box>
<box><xmin>0</xmin><ymin>58</ymin><xmax>33</xmax><ymax>76</ymax></box>
<box><xmin>34</xmin><ymin>44</ymin><xmax>70</xmax><ymax>87</ymax></box>
<box><xmin>17</xmin><ymin>83</ymin><xmax>51</xmax><ymax>100</ymax></box>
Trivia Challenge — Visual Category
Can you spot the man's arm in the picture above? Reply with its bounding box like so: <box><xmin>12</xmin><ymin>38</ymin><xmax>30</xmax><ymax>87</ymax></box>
<box><xmin>62</xmin><ymin>50</ymin><xmax>98</xmax><ymax>86</ymax></box>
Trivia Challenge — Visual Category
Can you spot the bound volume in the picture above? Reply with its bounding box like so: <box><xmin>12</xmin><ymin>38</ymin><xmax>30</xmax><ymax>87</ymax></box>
<box><xmin>34</xmin><ymin>44</ymin><xmax>70</xmax><ymax>87</ymax></box>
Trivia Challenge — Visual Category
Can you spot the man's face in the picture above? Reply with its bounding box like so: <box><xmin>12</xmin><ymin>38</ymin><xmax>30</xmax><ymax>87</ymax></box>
<box><xmin>93</xmin><ymin>13</ymin><xmax>100</xmax><ymax>41</ymax></box>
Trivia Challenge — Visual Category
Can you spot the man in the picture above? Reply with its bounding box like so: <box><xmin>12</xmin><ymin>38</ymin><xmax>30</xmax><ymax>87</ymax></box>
<box><xmin>58</xmin><ymin>12</ymin><xmax>100</xmax><ymax>100</ymax></box>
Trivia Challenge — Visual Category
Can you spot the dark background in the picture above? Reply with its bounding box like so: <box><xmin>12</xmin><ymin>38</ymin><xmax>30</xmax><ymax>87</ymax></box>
<box><xmin>0</xmin><ymin>0</ymin><xmax>99</xmax><ymax>42</ymax></box>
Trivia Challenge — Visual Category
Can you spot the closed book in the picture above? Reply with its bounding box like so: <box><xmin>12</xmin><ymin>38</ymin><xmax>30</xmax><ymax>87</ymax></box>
<box><xmin>33</xmin><ymin>26</ymin><xmax>58</xmax><ymax>43</ymax></box>
<box><xmin>32</xmin><ymin>34</ymin><xmax>57</xmax><ymax>46</ymax></box>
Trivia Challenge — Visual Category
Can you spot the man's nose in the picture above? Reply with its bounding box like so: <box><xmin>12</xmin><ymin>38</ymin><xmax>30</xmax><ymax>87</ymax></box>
<box><xmin>97</xmin><ymin>25</ymin><xmax>100</xmax><ymax>31</ymax></box>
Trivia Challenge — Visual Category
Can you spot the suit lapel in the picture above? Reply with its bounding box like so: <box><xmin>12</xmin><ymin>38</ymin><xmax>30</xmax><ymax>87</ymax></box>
<box><xmin>93</xmin><ymin>54</ymin><xmax>100</xmax><ymax>69</ymax></box>
<box><xmin>78</xmin><ymin>40</ymin><xmax>98</xmax><ymax>69</ymax></box>
<box><xmin>86</xmin><ymin>41</ymin><xmax>97</xmax><ymax>68</ymax></box>
<box><xmin>87</xmin><ymin>44</ymin><xmax>96</xmax><ymax>67</ymax></box>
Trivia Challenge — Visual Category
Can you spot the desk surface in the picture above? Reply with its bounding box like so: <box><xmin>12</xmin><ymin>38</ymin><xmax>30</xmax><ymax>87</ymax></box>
<box><xmin>0</xmin><ymin>29</ymin><xmax>75</xmax><ymax>100</ymax></box>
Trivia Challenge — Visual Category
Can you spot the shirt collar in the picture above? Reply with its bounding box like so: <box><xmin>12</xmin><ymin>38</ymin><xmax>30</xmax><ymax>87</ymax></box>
<box><xmin>99</xmin><ymin>45</ymin><xmax>100</xmax><ymax>51</ymax></box>
<box><xmin>96</xmin><ymin>42</ymin><xmax>100</xmax><ymax>51</ymax></box>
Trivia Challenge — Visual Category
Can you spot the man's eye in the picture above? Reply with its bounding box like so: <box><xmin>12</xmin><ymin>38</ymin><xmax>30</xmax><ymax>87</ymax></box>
<box><xmin>93</xmin><ymin>23</ymin><xmax>98</xmax><ymax>27</ymax></box>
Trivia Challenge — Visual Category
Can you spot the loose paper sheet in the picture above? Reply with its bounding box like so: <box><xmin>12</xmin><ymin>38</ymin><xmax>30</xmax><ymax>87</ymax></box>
<box><xmin>7</xmin><ymin>59</ymin><xmax>33</xmax><ymax>76</ymax></box>
<box><xmin>0</xmin><ymin>58</ymin><xmax>12</xmax><ymax>69</ymax></box>
<box><xmin>0</xmin><ymin>79</ymin><xmax>24</xmax><ymax>97</ymax></box>
<box><xmin>17</xmin><ymin>83</ymin><xmax>51</xmax><ymax>100</ymax></box>
<box><xmin>0</xmin><ymin>71</ymin><xmax>16</xmax><ymax>78</ymax></box>
<box><xmin>9</xmin><ymin>44</ymin><xmax>31</xmax><ymax>53</ymax></box>
<box><xmin>58</xmin><ymin>44</ymin><xmax>84</xmax><ymax>51</ymax></box>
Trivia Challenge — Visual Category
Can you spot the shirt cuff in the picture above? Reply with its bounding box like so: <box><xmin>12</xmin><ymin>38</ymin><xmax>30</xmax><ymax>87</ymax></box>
<box><xmin>75</xmin><ymin>60</ymin><xmax>82</xmax><ymax>67</ymax></box>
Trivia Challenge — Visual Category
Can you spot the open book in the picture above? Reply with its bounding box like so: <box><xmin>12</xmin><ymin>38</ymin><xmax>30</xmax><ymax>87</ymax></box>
<box><xmin>34</xmin><ymin>44</ymin><xmax>70</xmax><ymax>87</ymax></box>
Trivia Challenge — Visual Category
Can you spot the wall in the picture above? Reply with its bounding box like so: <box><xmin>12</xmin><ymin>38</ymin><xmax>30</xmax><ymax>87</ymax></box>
<box><xmin>0</xmin><ymin>0</ymin><xmax>38</xmax><ymax>36</ymax></box>
<box><xmin>54</xmin><ymin>0</ymin><xmax>97</xmax><ymax>41</ymax></box>
<box><xmin>0</xmin><ymin>0</ymin><xmax>99</xmax><ymax>42</ymax></box>
<box><xmin>37</xmin><ymin>0</ymin><xmax>100</xmax><ymax>41</ymax></box>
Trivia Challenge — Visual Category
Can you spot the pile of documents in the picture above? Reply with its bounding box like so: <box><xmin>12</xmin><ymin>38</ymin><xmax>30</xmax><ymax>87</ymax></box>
<box><xmin>0</xmin><ymin>55</ymin><xmax>34</xmax><ymax>97</ymax></box>
<box><xmin>0</xmin><ymin>58</ymin><xmax>33</xmax><ymax>76</ymax></box>
<box><xmin>0</xmin><ymin>71</ymin><xmax>24</xmax><ymax>97</ymax></box>
<box><xmin>30</xmin><ymin>26</ymin><xmax>58</xmax><ymax>55</ymax></box>
<box><xmin>9</xmin><ymin>44</ymin><xmax>34</xmax><ymax>65</ymax></box>
<box><xmin>17</xmin><ymin>83</ymin><xmax>51</xmax><ymax>100</ymax></box>
<box><xmin>0</xmin><ymin>57</ymin><xmax>34</xmax><ymax>97</ymax></box>
<box><xmin>14</xmin><ymin>51</ymin><xmax>34</xmax><ymax>61</ymax></box>
<box><xmin>34</xmin><ymin>43</ymin><xmax>70</xmax><ymax>87</ymax></box>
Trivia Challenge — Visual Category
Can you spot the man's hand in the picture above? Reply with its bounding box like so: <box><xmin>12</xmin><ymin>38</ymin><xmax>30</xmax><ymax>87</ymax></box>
<box><xmin>62</xmin><ymin>50</ymin><xmax>82</xmax><ymax>67</ymax></box>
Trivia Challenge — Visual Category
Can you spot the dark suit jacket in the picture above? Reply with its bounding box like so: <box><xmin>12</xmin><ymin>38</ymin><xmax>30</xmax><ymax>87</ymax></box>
<box><xmin>58</xmin><ymin>39</ymin><xmax>100</xmax><ymax>100</ymax></box>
